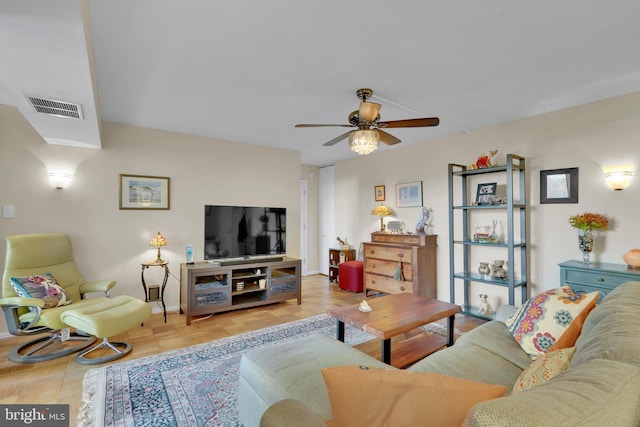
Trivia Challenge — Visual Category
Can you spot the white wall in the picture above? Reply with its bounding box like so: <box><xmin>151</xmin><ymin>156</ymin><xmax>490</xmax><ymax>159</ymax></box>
<box><xmin>0</xmin><ymin>105</ymin><xmax>301</xmax><ymax>333</ymax></box>
<box><xmin>2</xmin><ymin>91</ymin><xmax>639</xmax><ymax>332</ymax></box>
<box><xmin>333</xmin><ymin>92</ymin><xmax>640</xmax><ymax>310</ymax></box>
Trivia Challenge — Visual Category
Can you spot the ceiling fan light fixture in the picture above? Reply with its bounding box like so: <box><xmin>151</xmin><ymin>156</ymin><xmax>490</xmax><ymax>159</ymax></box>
<box><xmin>349</xmin><ymin>129</ymin><xmax>379</xmax><ymax>155</ymax></box>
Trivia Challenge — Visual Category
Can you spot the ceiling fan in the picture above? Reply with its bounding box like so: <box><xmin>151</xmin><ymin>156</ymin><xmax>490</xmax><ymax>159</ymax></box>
<box><xmin>295</xmin><ymin>88</ymin><xmax>439</xmax><ymax>155</ymax></box>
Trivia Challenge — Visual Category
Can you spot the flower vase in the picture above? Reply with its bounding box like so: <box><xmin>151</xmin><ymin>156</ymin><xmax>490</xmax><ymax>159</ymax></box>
<box><xmin>578</xmin><ymin>231</ymin><xmax>594</xmax><ymax>263</ymax></box>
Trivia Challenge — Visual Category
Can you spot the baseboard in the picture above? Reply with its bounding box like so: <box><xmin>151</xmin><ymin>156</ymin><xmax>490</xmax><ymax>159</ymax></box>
<box><xmin>149</xmin><ymin>304</ymin><xmax>180</xmax><ymax>315</ymax></box>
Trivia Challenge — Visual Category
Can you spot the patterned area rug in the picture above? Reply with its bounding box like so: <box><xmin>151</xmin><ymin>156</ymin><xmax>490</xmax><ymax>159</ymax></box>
<box><xmin>79</xmin><ymin>314</ymin><xmax>455</xmax><ymax>426</ymax></box>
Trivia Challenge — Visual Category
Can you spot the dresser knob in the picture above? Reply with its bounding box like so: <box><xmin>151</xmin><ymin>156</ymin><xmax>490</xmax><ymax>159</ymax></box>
<box><xmin>400</xmin><ymin>286</ymin><xmax>405</xmax><ymax>291</ymax></box>
<box><xmin>597</xmin><ymin>277</ymin><xmax>605</xmax><ymax>282</ymax></box>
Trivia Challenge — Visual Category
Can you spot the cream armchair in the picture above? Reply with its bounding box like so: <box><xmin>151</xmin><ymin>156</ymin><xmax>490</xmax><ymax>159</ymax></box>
<box><xmin>0</xmin><ymin>233</ymin><xmax>116</xmax><ymax>363</ymax></box>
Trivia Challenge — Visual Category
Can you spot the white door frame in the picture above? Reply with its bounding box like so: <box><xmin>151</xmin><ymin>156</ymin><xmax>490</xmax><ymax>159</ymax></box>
<box><xmin>300</xmin><ymin>179</ymin><xmax>308</xmax><ymax>276</ymax></box>
<box><xmin>319</xmin><ymin>166</ymin><xmax>335</xmax><ymax>276</ymax></box>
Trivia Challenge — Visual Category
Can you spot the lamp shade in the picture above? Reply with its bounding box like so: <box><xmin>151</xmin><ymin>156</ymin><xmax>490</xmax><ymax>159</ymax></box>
<box><xmin>149</xmin><ymin>232</ymin><xmax>168</xmax><ymax>247</ymax></box>
<box><xmin>349</xmin><ymin>129</ymin><xmax>379</xmax><ymax>155</ymax></box>
<box><xmin>371</xmin><ymin>205</ymin><xmax>393</xmax><ymax>217</ymax></box>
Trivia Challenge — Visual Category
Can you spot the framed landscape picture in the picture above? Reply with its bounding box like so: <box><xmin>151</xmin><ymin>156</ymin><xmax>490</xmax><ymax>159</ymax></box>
<box><xmin>375</xmin><ymin>185</ymin><xmax>386</xmax><ymax>201</ymax></box>
<box><xmin>396</xmin><ymin>181</ymin><xmax>423</xmax><ymax>208</ymax></box>
<box><xmin>119</xmin><ymin>174</ymin><xmax>170</xmax><ymax>210</ymax></box>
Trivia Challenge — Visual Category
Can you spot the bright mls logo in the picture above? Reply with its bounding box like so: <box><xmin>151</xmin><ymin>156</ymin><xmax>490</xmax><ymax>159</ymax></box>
<box><xmin>1</xmin><ymin>405</ymin><xmax>69</xmax><ymax>426</ymax></box>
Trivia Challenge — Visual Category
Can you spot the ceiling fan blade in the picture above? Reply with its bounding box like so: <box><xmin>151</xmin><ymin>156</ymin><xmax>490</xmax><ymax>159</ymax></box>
<box><xmin>359</xmin><ymin>101</ymin><xmax>381</xmax><ymax>123</ymax></box>
<box><xmin>378</xmin><ymin>130</ymin><xmax>401</xmax><ymax>146</ymax></box>
<box><xmin>295</xmin><ymin>123</ymin><xmax>354</xmax><ymax>128</ymax></box>
<box><xmin>378</xmin><ymin>117</ymin><xmax>440</xmax><ymax>128</ymax></box>
<box><xmin>323</xmin><ymin>130</ymin><xmax>353</xmax><ymax>147</ymax></box>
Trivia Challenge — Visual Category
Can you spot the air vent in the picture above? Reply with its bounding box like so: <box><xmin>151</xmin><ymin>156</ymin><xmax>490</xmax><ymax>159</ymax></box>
<box><xmin>25</xmin><ymin>95</ymin><xmax>83</xmax><ymax>119</ymax></box>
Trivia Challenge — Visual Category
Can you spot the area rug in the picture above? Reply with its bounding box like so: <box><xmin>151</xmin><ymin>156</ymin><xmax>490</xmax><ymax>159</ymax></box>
<box><xmin>79</xmin><ymin>314</ymin><xmax>458</xmax><ymax>427</ymax></box>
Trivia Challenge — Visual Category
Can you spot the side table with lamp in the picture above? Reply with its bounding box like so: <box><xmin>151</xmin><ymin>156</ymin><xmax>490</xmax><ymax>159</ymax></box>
<box><xmin>142</xmin><ymin>232</ymin><xmax>170</xmax><ymax>322</ymax></box>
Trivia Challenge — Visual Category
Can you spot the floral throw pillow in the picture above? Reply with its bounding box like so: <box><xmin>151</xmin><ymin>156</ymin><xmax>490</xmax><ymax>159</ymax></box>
<box><xmin>505</xmin><ymin>286</ymin><xmax>598</xmax><ymax>359</ymax></box>
<box><xmin>511</xmin><ymin>346</ymin><xmax>576</xmax><ymax>394</ymax></box>
<box><xmin>10</xmin><ymin>273</ymin><xmax>72</xmax><ymax>312</ymax></box>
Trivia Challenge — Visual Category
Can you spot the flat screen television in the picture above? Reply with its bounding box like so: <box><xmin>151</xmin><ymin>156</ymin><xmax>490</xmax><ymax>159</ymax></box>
<box><xmin>204</xmin><ymin>205</ymin><xmax>286</xmax><ymax>261</ymax></box>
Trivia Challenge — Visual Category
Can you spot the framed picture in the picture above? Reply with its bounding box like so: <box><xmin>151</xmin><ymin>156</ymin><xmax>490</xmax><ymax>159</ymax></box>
<box><xmin>374</xmin><ymin>185</ymin><xmax>386</xmax><ymax>202</ymax></box>
<box><xmin>119</xmin><ymin>174</ymin><xmax>170</xmax><ymax>210</ymax></box>
<box><xmin>540</xmin><ymin>168</ymin><xmax>578</xmax><ymax>204</ymax></box>
<box><xmin>476</xmin><ymin>182</ymin><xmax>497</xmax><ymax>205</ymax></box>
<box><xmin>396</xmin><ymin>181</ymin><xmax>423</xmax><ymax>208</ymax></box>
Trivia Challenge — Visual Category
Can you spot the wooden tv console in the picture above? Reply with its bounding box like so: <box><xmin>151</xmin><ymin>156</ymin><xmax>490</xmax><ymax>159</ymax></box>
<box><xmin>179</xmin><ymin>257</ymin><xmax>301</xmax><ymax>325</ymax></box>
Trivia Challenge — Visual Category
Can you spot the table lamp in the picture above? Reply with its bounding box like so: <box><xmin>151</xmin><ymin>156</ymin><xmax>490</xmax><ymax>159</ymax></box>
<box><xmin>149</xmin><ymin>231</ymin><xmax>168</xmax><ymax>263</ymax></box>
<box><xmin>371</xmin><ymin>204</ymin><xmax>393</xmax><ymax>232</ymax></box>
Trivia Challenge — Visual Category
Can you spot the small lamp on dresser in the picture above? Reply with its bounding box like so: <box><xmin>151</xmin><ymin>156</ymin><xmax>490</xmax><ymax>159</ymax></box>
<box><xmin>371</xmin><ymin>204</ymin><xmax>393</xmax><ymax>232</ymax></box>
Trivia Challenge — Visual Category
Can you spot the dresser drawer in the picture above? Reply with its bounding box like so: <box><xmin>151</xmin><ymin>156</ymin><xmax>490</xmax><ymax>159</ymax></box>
<box><xmin>364</xmin><ymin>258</ymin><xmax>413</xmax><ymax>281</ymax></box>
<box><xmin>364</xmin><ymin>244</ymin><xmax>413</xmax><ymax>263</ymax></box>
<box><xmin>365</xmin><ymin>274</ymin><xmax>413</xmax><ymax>294</ymax></box>
<box><xmin>371</xmin><ymin>233</ymin><xmax>436</xmax><ymax>246</ymax></box>
<box><xmin>563</xmin><ymin>269</ymin><xmax>629</xmax><ymax>291</ymax></box>
<box><xmin>386</xmin><ymin>234</ymin><xmax>422</xmax><ymax>245</ymax></box>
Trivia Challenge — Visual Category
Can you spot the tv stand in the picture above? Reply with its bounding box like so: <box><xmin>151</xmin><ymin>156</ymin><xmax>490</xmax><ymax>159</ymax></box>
<box><xmin>219</xmin><ymin>256</ymin><xmax>284</xmax><ymax>266</ymax></box>
<box><xmin>179</xmin><ymin>257</ymin><xmax>301</xmax><ymax>325</ymax></box>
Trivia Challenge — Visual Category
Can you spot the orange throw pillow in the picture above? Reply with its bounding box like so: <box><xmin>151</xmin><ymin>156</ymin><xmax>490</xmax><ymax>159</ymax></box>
<box><xmin>321</xmin><ymin>366</ymin><xmax>506</xmax><ymax>427</ymax></box>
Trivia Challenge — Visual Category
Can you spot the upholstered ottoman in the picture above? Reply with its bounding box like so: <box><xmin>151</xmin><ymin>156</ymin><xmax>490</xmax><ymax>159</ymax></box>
<box><xmin>338</xmin><ymin>260</ymin><xmax>363</xmax><ymax>292</ymax></box>
<box><xmin>60</xmin><ymin>295</ymin><xmax>151</xmax><ymax>365</ymax></box>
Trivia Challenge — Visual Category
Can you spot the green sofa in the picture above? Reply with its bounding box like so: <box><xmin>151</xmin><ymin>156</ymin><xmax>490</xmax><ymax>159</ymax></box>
<box><xmin>238</xmin><ymin>281</ymin><xmax>640</xmax><ymax>427</ymax></box>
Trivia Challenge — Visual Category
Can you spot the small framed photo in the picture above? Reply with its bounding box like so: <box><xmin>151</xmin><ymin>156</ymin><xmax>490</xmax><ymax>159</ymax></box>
<box><xmin>396</xmin><ymin>181</ymin><xmax>423</xmax><ymax>208</ymax></box>
<box><xmin>476</xmin><ymin>182</ymin><xmax>497</xmax><ymax>205</ymax></box>
<box><xmin>540</xmin><ymin>168</ymin><xmax>578</xmax><ymax>204</ymax></box>
<box><xmin>374</xmin><ymin>185</ymin><xmax>386</xmax><ymax>202</ymax></box>
<box><xmin>119</xmin><ymin>174</ymin><xmax>170</xmax><ymax>210</ymax></box>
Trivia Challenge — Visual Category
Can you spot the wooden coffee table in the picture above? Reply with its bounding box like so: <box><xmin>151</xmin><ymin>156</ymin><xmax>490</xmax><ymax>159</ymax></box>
<box><xmin>327</xmin><ymin>293</ymin><xmax>461</xmax><ymax>368</ymax></box>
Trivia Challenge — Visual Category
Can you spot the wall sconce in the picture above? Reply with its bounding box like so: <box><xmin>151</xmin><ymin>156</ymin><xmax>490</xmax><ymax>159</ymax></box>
<box><xmin>603</xmin><ymin>165</ymin><xmax>634</xmax><ymax>191</ymax></box>
<box><xmin>48</xmin><ymin>170</ymin><xmax>73</xmax><ymax>189</ymax></box>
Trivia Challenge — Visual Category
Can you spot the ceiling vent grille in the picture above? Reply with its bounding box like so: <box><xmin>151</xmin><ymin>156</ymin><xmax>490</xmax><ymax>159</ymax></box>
<box><xmin>25</xmin><ymin>95</ymin><xmax>83</xmax><ymax>119</ymax></box>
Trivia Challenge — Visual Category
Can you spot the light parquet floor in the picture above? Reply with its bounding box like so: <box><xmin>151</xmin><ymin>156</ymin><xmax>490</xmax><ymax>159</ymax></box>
<box><xmin>0</xmin><ymin>274</ymin><xmax>486</xmax><ymax>422</ymax></box>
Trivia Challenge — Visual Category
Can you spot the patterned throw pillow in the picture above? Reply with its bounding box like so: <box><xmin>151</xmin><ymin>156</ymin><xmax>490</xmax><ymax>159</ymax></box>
<box><xmin>511</xmin><ymin>346</ymin><xmax>576</xmax><ymax>394</ymax></box>
<box><xmin>506</xmin><ymin>286</ymin><xmax>598</xmax><ymax>359</ymax></box>
<box><xmin>10</xmin><ymin>273</ymin><xmax>72</xmax><ymax>312</ymax></box>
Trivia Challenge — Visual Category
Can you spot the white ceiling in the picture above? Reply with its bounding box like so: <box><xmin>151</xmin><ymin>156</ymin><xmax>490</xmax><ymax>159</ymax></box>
<box><xmin>1</xmin><ymin>1</ymin><xmax>639</xmax><ymax>166</ymax></box>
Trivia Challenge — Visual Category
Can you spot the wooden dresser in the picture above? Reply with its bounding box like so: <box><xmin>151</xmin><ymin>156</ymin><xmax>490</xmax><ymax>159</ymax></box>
<box><xmin>363</xmin><ymin>233</ymin><xmax>437</xmax><ymax>298</ymax></box>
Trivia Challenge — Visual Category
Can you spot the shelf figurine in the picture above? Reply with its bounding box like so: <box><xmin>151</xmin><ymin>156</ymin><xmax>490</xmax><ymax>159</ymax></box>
<box><xmin>478</xmin><ymin>262</ymin><xmax>491</xmax><ymax>279</ymax></box>
<box><xmin>470</xmin><ymin>149</ymin><xmax>498</xmax><ymax>170</ymax></box>
<box><xmin>492</xmin><ymin>260</ymin><xmax>507</xmax><ymax>279</ymax></box>
<box><xmin>478</xmin><ymin>294</ymin><xmax>493</xmax><ymax>316</ymax></box>
<box><xmin>415</xmin><ymin>207</ymin><xmax>432</xmax><ymax>235</ymax></box>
